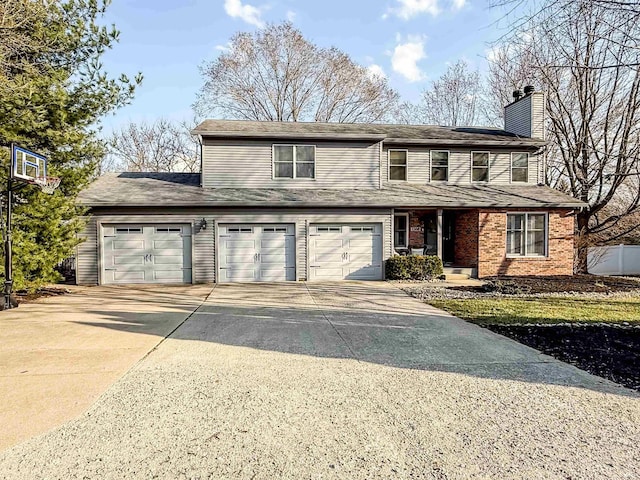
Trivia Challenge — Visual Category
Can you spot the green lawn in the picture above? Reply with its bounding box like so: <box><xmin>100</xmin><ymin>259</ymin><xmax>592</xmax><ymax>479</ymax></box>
<box><xmin>429</xmin><ymin>296</ymin><xmax>640</xmax><ymax>325</ymax></box>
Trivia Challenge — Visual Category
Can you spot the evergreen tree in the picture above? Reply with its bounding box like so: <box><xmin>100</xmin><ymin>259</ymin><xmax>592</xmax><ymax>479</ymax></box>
<box><xmin>0</xmin><ymin>0</ymin><xmax>141</xmax><ymax>289</ymax></box>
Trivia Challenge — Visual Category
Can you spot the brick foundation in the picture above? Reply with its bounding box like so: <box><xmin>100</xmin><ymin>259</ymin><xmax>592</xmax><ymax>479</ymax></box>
<box><xmin>477</xmin><ymin>208</ymin><xmax>575</xmax><ymax>277</ymax></box>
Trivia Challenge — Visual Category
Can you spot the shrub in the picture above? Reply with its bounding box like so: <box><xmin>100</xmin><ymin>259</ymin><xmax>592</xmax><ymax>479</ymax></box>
<box><xmin>385</xmin><ymin>255</ymin><xmax>444</xmax><ymax>280</ymax></box>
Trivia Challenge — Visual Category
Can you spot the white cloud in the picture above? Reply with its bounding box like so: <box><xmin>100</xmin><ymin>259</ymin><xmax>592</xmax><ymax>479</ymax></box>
<box><xmin>451</xmin><ymin>0</ymin><xmax>465</xmax><ymax>10</ymax></box>
<box><xmin>387</xmin><ymin>0</ymin><xmax>440</xmax><ymax>20</ymax></box>
<box><xmin>215</xmin><ymin>43</ymin><xmax>231</xmax><ymax>52</ymax></box>
<box><xmin>224</xmin><ymin>0</ymin><xmax>264</xmax><ymax>28</ymax></box>
<box><xmin>391</xmin><ymin>35</ymin><xmax>427</xmax><ymax>82</ymax></box>
<box><xmin>367</xmin><ymin>64</ymin><xmax>387</xmax><ymax>79</ymax></box>
<box><xmin>286</xmin><ymin>10</ymin><xmax>296</xmax><ymax>22</ymax></box>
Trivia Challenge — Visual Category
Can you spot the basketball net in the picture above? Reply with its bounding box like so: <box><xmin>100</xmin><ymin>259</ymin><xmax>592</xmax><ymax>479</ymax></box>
<box><xmin>32</xmin><ymin>176</ymin><xmax>61</xmax><ymax>195</ymax></box>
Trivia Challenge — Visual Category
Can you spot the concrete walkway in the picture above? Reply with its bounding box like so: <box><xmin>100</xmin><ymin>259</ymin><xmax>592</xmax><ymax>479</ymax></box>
<box><xmin>1</xmin><ymin>282</ymin><xmax>638</xmax><ymax>479</ymax></box>
<box><xmin>0</xmin><ymin>284</ymin><xmax>211</xmax><ymax>450</ymax></box>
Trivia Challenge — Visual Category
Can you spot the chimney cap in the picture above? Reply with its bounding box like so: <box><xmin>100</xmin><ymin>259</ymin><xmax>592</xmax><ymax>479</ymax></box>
<box><xmin>513</xmin><ymin>89</ymin><xmax>523</xmax><ymax>101</ymax></box>
<box><xmin>524</xmin><ymin>85</ymin><xmax>535</xmax><ymax>95</ymax></box>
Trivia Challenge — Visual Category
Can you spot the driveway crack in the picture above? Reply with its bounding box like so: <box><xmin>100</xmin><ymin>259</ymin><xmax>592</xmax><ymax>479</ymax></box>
<box><xmin>303</xmin><ymin>282</ymin><xmax>360</xmax><ymax>362</ymax></box>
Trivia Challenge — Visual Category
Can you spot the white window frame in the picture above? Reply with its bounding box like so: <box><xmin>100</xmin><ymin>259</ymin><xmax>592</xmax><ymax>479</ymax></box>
<box><xmin>430</xmin><ymin>150</ymin><xmax>450</xmax><ymax>182</ymax></box>
<box><xmin>471</xmin><ymin>151</ymin><xmax>491</xmax><ymax>183</ymax></box>
<box><xmin>388</xmin><ymin>149</ymin><xmax>408</xmax><ymax>182</ymax></box>
<box><xmin>272</xmin><ymin>144</ymin><xmax>316</xmax><ymax>180</ymax></box>
<box><xmin>393</xmin><ymin>213</ymin><xmax>410</xmax><ymax>249</ymax></box>
<box><xmin>510</xmin><ymin>152</ymin><xmax>529</xmax><ymax>183</ymax></box>
<box><xmin>505</xmin><ymin>212</ymin><xmax>549</xmax><ymax>257</ymax></box>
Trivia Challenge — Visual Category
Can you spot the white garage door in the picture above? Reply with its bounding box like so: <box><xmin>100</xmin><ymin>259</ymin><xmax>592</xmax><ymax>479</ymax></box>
<box><xmin>102</xmin><ymin>224</ymin><xmax>192</xmax><ymax>284</ymax></box>
<box><xmin>309</xmin><ymin>224</ymin><xmax>383</xmax><ymax>281</ymax></box>
<box><xmin>218</xmin><ymin>224</ymin><xmax>295</xmax><ymax>282</ymax></box>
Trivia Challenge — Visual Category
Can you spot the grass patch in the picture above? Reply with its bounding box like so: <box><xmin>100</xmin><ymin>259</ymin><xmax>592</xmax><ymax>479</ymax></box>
<box><xmin>429</xmin><ymin>296</ymin><xmax>640</xmax><ymax>325</ymax></box>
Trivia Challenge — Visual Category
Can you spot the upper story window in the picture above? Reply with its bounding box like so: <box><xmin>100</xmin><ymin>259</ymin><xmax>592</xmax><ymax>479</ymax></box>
<box><xmin>389</xmin><ymin>150</ymin><xmax>408</xmax><ymax>181</ymax></box>
<box><xmin>472</xmin><ymin>152</ymin><xmax>490</xmax><ymax>182</ymax></box>
<box><xmin>431</xmin><ymin>151</ymin><xmax>449</xmax><ymax>182</ymax></box>
<box><xmin>511</xmin><ymin>153</ymin><xmax>529</xmax><ymax>183</ymax></box>
<box><xmin>507</xmin><ymin>213</ymin><xmax>547</xmax><ymax>257</ymax></box>
<box><xmin>273</xmin><ymin>145</ymin><xmax>315</xmax><ymax>179</ymax></box>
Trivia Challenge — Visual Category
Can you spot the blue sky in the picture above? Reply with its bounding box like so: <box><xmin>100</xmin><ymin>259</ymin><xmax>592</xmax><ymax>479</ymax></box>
<box><xmin>99</xmin><ymin>0</ymin><xmax>505</xmax><ymax>133</ymax></box>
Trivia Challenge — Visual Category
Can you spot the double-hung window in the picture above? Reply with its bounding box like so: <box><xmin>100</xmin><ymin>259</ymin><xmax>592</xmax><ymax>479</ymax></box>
<box><xmin>389</xmin><ymin>150</ymin><xmax>408</xmax><ymax>181</ymax></box>
<box><xmin>511</xmin><ymin>153</ymin><xmax>529</xmax><ymax>183</ymax></box>
<box><xmin>394</xmin><ymin>214</ymin><xmax>409</xmax><ymax>248</ymax></box>
<box><xmin>431</xmin><ymin>151</ymin><xmax>449</xmax><ymax>181</ymax></box>
<box><xmin>472</xmin><ymin>152</ymin><xmax>490</xmax><ymax>182</ymax></box>
<box><xmin>507</xmin><ymin>213</ymin><xmax>547</xmax><ymax>256</ymax></box>
<box><xmin>273</xmin><ymin>145</ymin><xmax>315</xmax><ymax>179</ymax></box>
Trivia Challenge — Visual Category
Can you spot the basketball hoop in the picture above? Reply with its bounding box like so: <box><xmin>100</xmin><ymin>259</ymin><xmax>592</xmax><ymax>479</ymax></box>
<box><xmin>32</xmin><ymin>176</ymin><xmax>61</xmax><ymax>195</ymax></box>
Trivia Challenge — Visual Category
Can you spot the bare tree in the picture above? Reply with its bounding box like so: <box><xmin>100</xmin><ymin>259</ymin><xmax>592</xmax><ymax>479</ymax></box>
<box><xmin>415</xmin><ymin>60</ymin><xmax>484</xmax><ymax>126</ymax></box>
<box><xmin>195</xmin><ymin>22</ymin><xmax>400</xmax><ymax>123</ymax></box>
<box><xmin>105</xmin><ymin>119</ymin><xmax>200</xmax><ymax>173</ymax></box>
<box><xmin>488</xmin><ymin>0</ymin><xmax>640</xmax><ymax>272</ymax></box>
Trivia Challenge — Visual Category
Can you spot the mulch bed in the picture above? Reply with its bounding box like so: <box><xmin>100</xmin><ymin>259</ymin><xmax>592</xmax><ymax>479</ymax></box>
<box><xmin>488</xmin><ymin>324</ymin><xmax>640</xmax><ymax>391</ymax></box>
<box><xmin>474</xmin><ymin>274</ymin><xmax>640</xmax><ymax>294</ymax></box>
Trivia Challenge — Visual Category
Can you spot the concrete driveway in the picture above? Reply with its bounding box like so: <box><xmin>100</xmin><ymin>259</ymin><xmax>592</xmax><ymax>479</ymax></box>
<box><xmin>0</xmin><ymin>284</ymin><xmax>211</xmax><ymax>450</ymax></box>
<box><xmin>1</xmin><ymin>282</ymin><xmax>639</xmax><ymax>479</ymax></box>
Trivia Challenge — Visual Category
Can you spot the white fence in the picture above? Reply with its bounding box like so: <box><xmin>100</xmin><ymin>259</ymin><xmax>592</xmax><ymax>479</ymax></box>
<box><xmin>588</xmin><ymin>245</ymin><xmax>640</xmax><ymax>275</ymax></box>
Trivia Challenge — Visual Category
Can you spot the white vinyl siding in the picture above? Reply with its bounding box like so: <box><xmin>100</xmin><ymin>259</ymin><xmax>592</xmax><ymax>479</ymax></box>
<box><xmin>202</xmin><ymin>139</ymin><xmax>379</xmax><ymax>189</ymax></box>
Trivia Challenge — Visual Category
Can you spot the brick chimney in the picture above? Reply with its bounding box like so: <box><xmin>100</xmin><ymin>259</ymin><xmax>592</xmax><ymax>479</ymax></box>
<box><xmin>504</xmin><ymin>86</ymin><xmax>545</xmax><ymax>139</ymax></box>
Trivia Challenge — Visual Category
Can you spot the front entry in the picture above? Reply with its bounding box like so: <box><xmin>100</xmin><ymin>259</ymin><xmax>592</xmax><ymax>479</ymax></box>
<box><xmin>422</xmin><ymin>212</ymin><xmax>455</xmax><ymax>265</ymax></box>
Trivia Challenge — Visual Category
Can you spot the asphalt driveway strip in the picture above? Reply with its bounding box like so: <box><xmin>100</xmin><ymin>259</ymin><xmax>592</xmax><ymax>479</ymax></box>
<box><xmin>1</xmin><ymin>282</ymin><xmax>639</xmax><ymax>479</ymax></box>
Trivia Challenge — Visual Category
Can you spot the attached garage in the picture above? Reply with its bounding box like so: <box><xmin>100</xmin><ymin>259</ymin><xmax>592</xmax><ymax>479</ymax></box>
<box><xmin>101</xmin><ymin>224</ymin><xmax>192</xmax><ymax>284</ymax></box>
<box><xmin>218</xmin><ymin>224</ymin><xmax>296</xmax><ymax>282</ymax></box>
<box><xmin>308</xmin><ymin>223</ymin><xmax>383</xmax><ymax>281</ymax></box>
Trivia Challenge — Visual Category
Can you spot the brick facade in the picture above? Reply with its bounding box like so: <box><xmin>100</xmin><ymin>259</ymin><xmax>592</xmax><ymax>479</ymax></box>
<box><xmin>398</xmin><ymin>208</ymin><xmax>575</xmax><ymax>277</ymax></box>
<box><xmin>477</xmin><ymin>208</ymin><xmax>575</xmax><ymax>277</ymax></box>
<box><xmin>454</xmin><ymin>210</ymin><xmax>479</xmax><ymax>267</ymax></box>
<box><xmin>408</xmin><ymin>210</ymin><xmax>425</xmax><ymax>247</ymax></box>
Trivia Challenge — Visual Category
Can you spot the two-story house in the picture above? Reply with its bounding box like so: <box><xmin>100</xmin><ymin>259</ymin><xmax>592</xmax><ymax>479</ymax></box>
<box><xmin>76</xmin><ymin>88</ymin><xmax>584</xmax><ymax>284</ymax></box>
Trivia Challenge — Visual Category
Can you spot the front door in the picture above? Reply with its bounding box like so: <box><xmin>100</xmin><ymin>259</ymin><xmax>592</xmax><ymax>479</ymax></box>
<box><xmin>422</xmin><ymin>212</ymin><xmax>455</xmax><ymax>265</ymax></box>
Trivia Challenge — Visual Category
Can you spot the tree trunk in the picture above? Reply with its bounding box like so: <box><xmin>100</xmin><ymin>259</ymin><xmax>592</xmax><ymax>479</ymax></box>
<box><xmin>575</xmin><ymin>211</ymin><xmax>591</xmax><ymax>274</ymax></box>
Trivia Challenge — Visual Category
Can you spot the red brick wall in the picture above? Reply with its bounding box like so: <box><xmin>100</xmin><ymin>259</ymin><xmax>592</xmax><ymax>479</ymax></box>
<box><xmin>408</xmin><ymin>211</ymin><xmax>425</xmax><ymax>247</ymax></box>
<box><xmin>477</xmin><ymin>208</ymin><xmax>575</xmax><ymax>277</ymax></box>
<box><xmin>454</xmin><ymin>210</ymin><xmax>479</xmax><ymax>267</ymax></box>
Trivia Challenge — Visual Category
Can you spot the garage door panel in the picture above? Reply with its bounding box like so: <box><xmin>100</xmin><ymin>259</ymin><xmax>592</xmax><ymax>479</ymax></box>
<box><xmin>153</xmin><ymin>239</ymin><xmax>183</xmax><ymax>249</ymax></box>
<box><xmin>113</xmin><ymin>271</ymin><xmax>145</xmax><ymax>282</ymax></box>
<box><xmin>102</xmin><ymin>223</ymin><xmax>192</xmax><ymax>285</ymax></box>
<box><xmin>112</xmin><ymin>255</ymin><xmax>145</xmax><ymax>266</ymax></box>
<box><xmin>221</xmin><ymin>268</ymin><xmax>257</xmax><ymax>282</ymax></box>
<box><xmin>152</xmin><ymin>255</ymin><xmax>183</xmax><ymax>265</ymax></box>
<box><xmin>153</xmin><ymin>270</ymin><xmax>184</xmax><ymax>281</ymax></box>
<box><xmin>309</xmin><ymin>223</ymin><xmax>382</xmax><ymax>281</ymax></box>
<box><xmin>112</xmin><ymin>240</ymin><xmax>145</xmax><ymax>250</ymax></box>
<box><xmin>219</xmin><ymin>224</ymin><xmax>295</xmax><ymax>282</ymax></box>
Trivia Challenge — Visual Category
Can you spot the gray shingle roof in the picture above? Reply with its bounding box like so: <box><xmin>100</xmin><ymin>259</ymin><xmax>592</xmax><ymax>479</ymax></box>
<box><xmin>79</xmin><ymin>172</ymin><xmax>585</xmax><ymax>209</ymax></box>
<box><xmin>192</xmin><ymin>120</ymin><xmax>546</xmax><ymax>147</ymax></box>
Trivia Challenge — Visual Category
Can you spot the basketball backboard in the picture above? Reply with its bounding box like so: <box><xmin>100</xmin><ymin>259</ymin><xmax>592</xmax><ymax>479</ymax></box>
<box><xmin>11</xmin><ymin>144</ymin><xmax>47</xmax><ymax>183</ymax></box>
